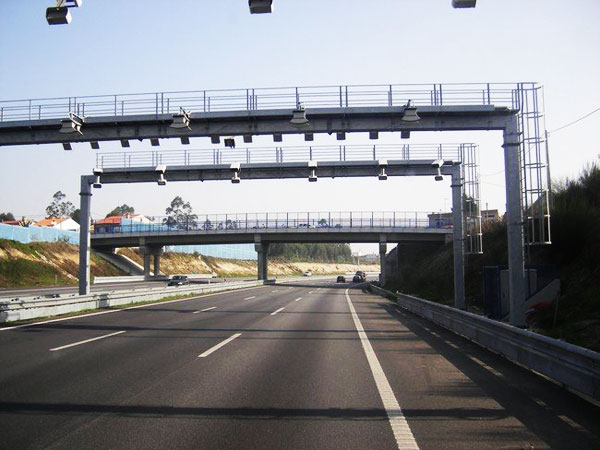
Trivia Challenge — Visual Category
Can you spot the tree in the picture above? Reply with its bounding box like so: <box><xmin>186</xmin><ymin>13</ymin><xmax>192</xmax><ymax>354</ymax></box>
<box><xmin>106</xmin><ymin>204</ymin><xmax>135</xmax><ymax>217</ymax></box>
<box><xmin>70</xmin><ymin>208</ymin><xmax>81</xmax><ymax>224</ymax></box>
<box><xmin>45</xmin><ymin>191</ymin><xmax>75</xmax><ymax>218</ymax></box>
<box><xmin>0</xmin><ymin>212</ymin><xmax>15</xmax><ymax>222</ymax></box>
<box><xmin>164</xmin><ymin>196</ymin><xmax>197</xmax><ymax>229</ymax></box>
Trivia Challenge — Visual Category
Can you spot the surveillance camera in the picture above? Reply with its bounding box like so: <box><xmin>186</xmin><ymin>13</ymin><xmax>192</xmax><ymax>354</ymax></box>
<box><xmin>431</xmin><ymin>159</ymin><xmax>445</xmax><ymax>169</ymax></box>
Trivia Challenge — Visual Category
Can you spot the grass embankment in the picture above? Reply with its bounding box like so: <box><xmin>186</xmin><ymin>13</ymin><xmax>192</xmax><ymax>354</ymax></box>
<box><xmin>0</xmin><ymin>240</ymin><xmax>120</xmax><ymax>287</ymax></box>
<box><xmin>385</xmin><ymin>164</ymin><xmax>600</xmax><ymax>352</ymax></box>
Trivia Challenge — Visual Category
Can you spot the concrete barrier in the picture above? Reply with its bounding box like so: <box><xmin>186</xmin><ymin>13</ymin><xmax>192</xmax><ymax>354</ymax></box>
<box><xmin>368</xmin><ymin>284</ymin><xmax>600</xmax><ymax>402</ymax></box>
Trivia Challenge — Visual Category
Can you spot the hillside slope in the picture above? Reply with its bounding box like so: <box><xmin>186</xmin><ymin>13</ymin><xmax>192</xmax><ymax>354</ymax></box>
<box><xmin>0</xmin><ymin>240</ymin><xmax>379</xmax><ymax>288</ymax></box>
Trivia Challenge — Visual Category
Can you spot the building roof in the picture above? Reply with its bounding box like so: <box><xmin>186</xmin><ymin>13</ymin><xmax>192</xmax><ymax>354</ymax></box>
<box><xmin>35</xmin><ymin>217</ymin><xmax>69</xmax><ymax>227</ymax></box>
<box><xmin>95</xmin><ymin>213</ymin><xmax>145</xmax><ymax>226</ymax></box>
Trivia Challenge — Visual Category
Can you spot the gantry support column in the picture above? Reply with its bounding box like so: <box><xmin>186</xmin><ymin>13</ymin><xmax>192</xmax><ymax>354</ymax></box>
<box><xmin>78</xmin><ymin>176</ymin><xmax>93</xmax><ymax>296</ymax></box>
<box><xmin>451</xmin><ymin>165</ymin><xmax>465</xmax><ymax>310</ymax></box>
<box><xmin>379</xmin><ymin>236</ymin><xmax>387</xmax><ymax>286</ymax></box>
<box><xmin>504</xmin><ymin>116</ymin><xmax>527</xmax><ymax>327</ymax></box>
<box><xmin>255</xmin><ymin>237</ymin><xmax>269</xmax><ymax>281</ymax></box>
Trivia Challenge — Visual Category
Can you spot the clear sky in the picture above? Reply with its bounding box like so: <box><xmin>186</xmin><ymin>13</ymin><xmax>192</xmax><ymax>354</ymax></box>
<box><xmin>1</xmin><ymin>0</ymin><xmax>599</xmax><ymax>254</ymax></box>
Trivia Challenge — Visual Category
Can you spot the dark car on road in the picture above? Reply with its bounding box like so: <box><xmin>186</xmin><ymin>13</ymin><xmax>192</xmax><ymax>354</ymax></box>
<box><xmin>352</xmin><ymin>274</ymin><xmax>364</xmax><ymax>283</ymax></box>
<box><xmin>336</xmin><ymin>275</ymin><xmax>346</xmax><ymax>283</ymax></box>
<box><xmin>168</xmin><ymin>275</ymin><xmax>190</xmax><ymax>286</ymax></box>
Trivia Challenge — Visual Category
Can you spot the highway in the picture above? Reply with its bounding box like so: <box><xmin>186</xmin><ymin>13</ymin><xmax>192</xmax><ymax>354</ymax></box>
<box><xmin>0</xmin><ymin>281</ymin><xmax>598</xmax><ymax>450</ymax></box>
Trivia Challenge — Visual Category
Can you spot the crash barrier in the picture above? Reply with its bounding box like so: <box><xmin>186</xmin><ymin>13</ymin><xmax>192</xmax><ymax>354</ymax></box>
<box><xmin>0</xmin><ymin>280</ymin><xmax>265</xmax><ymax>323</ymax></box>
<box><xmin>368</xmin><ymin>284</ymin><xmax>600</xmax><ymax>402</ymax></box>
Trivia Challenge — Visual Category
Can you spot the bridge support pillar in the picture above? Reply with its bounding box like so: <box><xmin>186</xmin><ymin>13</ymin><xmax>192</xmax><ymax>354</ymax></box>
<box><xmin>78</xmin><ymin>176</ymin><xmax>93</xmax><ymax>296</ymax></box>
<box><xmin>503</xmin><ymin>117</ymin><xmax>527</xmax><ymax>327</ymax></box>
<box><xmin>379</xmin><ymin>237</ymin><xmax>387</xmax><ymax>286</ymax></box>
<box><xmin>140</xmin><ymin>246</ymin><xmax>164</xmax><ymax>279</ymax></box>
<box><xmin>255</xmin><ymin>238</ymin><xmax>269</xmax><ymax>281</ymax></box>
<box><xmin>451</xmin><ymin>165</ymin><xmax>465</xmax><ymax>310</ymax></box>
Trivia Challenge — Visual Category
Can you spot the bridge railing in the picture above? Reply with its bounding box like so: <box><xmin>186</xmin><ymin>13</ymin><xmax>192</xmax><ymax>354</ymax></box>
<box><xmin>95</xmin><ymin>143</ymin><xmax>469</xmax><ymax>169</ymax></box>
<box><xmin>92</xmin><ymin>211</ymin><xmax>448</xmax><ymax>235</ymax></box>
<box><xmin>0</xmin><ymin>82</ymin><xmax>532</xmax><ymax>123</ymax></box>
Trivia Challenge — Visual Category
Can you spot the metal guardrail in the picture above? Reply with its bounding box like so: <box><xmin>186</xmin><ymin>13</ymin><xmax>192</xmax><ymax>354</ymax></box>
<box><xmin>92</xmin><ymin>211</ymin><xmax>447</xmax><ymax>236</ymax></box>
<box><xmin>95</xmin><ymin>144</ymin><xmax>468</xmax><ymax>169</ymax></box>
<box><xmin>0</xmin><ymin>82</ymin><xmax>534</xmax><ymax>123</ymax></box>
<box><xmin>368</xmin><ymin>284</ymin><xmax>600</xmax><ymax>401</ymax></box>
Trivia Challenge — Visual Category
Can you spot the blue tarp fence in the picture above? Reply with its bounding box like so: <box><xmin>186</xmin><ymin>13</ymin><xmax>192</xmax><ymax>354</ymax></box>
<box><xmin>0</xmin><ymin>223</ymin><xmax>79</xmax><ymax>245</ymax></box>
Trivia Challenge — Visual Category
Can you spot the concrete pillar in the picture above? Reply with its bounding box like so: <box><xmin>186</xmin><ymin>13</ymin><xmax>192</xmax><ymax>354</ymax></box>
<box><xmin>143</xmin><ymin>252</ymin><xmax>151</xmax><ymax>279</ymax></box>
<box><xmin>379</xmin><ymin>236</ymin><xmax>387</xmax><ymax>285</ymax></box>
<box><xmin>503</xmin><ymin>116</ymin><xmax>527</xmax><ymax>327</ymax></box>
<box><xmin>78</xmin><ymin>176</ymin><xmax>93</xmax><ymax>296</ymax></box>
<box><xmin>152</xmin><ymin>247</ymin><xmax>164</xmax><ymax>278</ymax></box>
<box><xmin>451</xmin><ymin>165</ymin><xmax>466</xmax><ymax>310</ymax></box>
<box><xmin>254</xmin><ymin>237</ymin><xmax>269</xmax><ymax>281</ymax></box>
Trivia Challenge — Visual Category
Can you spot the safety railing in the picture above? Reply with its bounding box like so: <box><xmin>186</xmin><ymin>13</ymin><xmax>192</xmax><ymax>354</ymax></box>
<box><xmin>92</xmin><ymin>211</ymin><xmax>449</xmax><ymax>236</ymax></box>
<box><xmin>95</xmin><ymin>143</ymin><xmax>468</xmax><ymax>169</ymax></box>
<box><xmin>0</xmin><ymin>82</ymin><xmax>534</xmax><ymax>123</ymax></box>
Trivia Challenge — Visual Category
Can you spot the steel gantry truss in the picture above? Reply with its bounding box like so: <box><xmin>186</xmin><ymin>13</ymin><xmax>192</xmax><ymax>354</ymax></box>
<box><xmin>0</xmin><ymin>82</ymin><xmax>550</xmax><ymax>326</ymax></box>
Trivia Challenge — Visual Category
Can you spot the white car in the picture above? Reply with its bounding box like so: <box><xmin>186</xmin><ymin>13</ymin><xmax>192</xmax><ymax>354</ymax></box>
<box><xmin>304</xmin><ymin>271</ymin><xmax>312</xmax><ymax>277</ymax></box>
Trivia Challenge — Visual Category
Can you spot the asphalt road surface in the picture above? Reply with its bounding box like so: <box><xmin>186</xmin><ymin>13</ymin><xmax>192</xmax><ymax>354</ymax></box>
<box><xmin>0</xmin><ymin>281</ymin><xmax>598</xmax><ymax>449</ymax></box>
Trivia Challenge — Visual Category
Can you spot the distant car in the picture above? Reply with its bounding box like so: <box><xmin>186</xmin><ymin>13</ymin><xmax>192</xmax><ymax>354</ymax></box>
<box><xmin>352</xmin><ymin>274</ymin><xmax>363</xmax><ymax>283</ymax></box>
<box><xmin>304</xmin><ymin>271</ymin><xmax>312</xmax><ymax>277</ymax></box>
<box><xmin>168</xmin><ymin>275</ymin><xmax>189</xmax><ymax>286</ymax></box>
<box><xmin>336</xmin><ymin>275</ymin><xmax>346</xmax><ymax>283</ymax></box>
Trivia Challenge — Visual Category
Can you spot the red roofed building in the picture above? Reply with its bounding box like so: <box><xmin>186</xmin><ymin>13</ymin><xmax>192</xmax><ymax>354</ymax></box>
<box><xmin>34</xmin><ymin>217</ymin><xmax>80</xmax><ymax>232</ymax></box>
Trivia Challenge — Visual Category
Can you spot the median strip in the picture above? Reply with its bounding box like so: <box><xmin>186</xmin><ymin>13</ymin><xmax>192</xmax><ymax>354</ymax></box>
<box><xmin>198</xmin><ymin>333</ymin><xmax>242</xmax><ymax>358</ymax></box>
<box><xmin>270</xmin><ymin>307</ymin><xmax>285</xmax><ymax>316</ymax></box>
<box><xmin>50</xmin><ymin>330</ymin><xmax>126</xmax><ymax>352</ymax></box>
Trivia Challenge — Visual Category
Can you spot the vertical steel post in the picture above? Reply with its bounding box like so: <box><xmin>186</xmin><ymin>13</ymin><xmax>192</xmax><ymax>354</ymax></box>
<box><xmin>504</xmin><ymin>116</ymin><xmax>527</xmax><ymax>327</ymax></box>
<box><xmin>451</xmin><ymin>166</ymin><xmax>465</xmax><ymax>310</ymax></box>
<box><xmin>78</xmin><ymin>176</ymin><xmax>93</xmax><ymax>295</ymax></box>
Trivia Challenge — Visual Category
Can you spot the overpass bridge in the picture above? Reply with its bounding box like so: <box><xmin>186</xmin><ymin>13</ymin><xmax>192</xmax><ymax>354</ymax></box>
<box><xmin>90</xmin><ymin>211</ymin><xmax>452</xmax><ymax>281</ymax></box>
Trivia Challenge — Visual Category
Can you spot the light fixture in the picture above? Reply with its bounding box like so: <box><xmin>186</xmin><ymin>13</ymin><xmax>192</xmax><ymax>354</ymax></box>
<box><xmin>120</xmin><ymin>139</ymin><xmax>130</xmax><ymax>148</ymax></box>
<box><xmin>273</xmin><ymin>134</ymin><xmax>283</xmax><ymax>142</ymax></box>
<box><xmin>290</xmin><ymin>102</ymin><xmax>309</xmax><ymax>128</ymax></box>
<box><xmin>92</xmin><ymin>168</ymin><xmax>102</xmax><ymax>189</ymax></box>
<box><xmin>369</xmin><ymin>131</ymin><xmax>379</xmax><ymax>140</ymax></box>
<box><xmin>90</xmin><ymin>141</ymin><xmax>100</xmax><ymax>150</ymax></box>
<box><xmin>211</xmin><ymin>136</ymin><xmax>220</xmax><ymax>144</ymax></box>
<box><xmin>231</xmin><ymin>163</ymin><xmax>241</xmax><ymax>184</ymax></box>
<box><xmin>224</xmin><ymin>137</ymin><xmax>236</xmax><ymax>148</ymax></box>
<box><xmin>452</xmin><ymin>0</ymin><xmax>476</xmax><ymax>8</ymax></box>
<box><xmin>62</xmin><ymin>143</ymin><xmax>72</xmax><ymax>151</ymax></box>
<box><xmin>401</xmin><ymin>130</ymin><xmax>410</xmax><ymax>139</ymax></box>
<box><xmin>308</xmin><ymin>160</ymin><xmax>317</xmax><ymax>182</ymax></box>
<box><xmin>180</xmin><ymin>136</ymin><xmax>190</xmax><ymax>145</ymax></box>
<box><xmin>156</xmin><ymin>165</ymin><xmax>167</xmax><ymax>186</ymax></box>
<box><xmin>432</xmin><ymin>159</ymin><xmax>444</xmax><ymax>181</ymax></box>
<box><xmin>46</xmin><ymin>0</ymin><xmax>82</xmax><ymax>25</ymax></box>
<box><xmin>249</xmin><ymin>0</ymin><xmax>273</xmax><ymax>14</ymax></box>
<box><xmin>170</xmin><ymin>109</ymin><xmax>191</xmax><ymax>129</ymax></box>
<box><xmin>243</xmin><ymin>135</ymin><xmax>253</xmax><ymax>143</ymax></box>
<box><xmin>378</xmin><ymin>160</ymin><xmax>388</xmax><ymax>181</ymax></box>
<box><xmin>59</xmin><ymin>112</ymin><xmax>84</xmax><ymax>134</ymax></box>
<box><xmin>336</xmin><ymin>131</ymin><xmax>346</xmax><ymax>141</ymax></box>
<box><xmin>401</xmin><ymin>100</ymin><xmax>420</xmax><ymax>122</ymax></box>
<box><xmin>150</xmin><ymin>138</ymin><xmax>160</xmax><ymax>147</ymax></box>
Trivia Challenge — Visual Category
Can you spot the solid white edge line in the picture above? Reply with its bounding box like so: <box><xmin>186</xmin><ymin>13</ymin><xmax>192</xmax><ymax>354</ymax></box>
<box><xmin>50</xmin><ymin>330</ymin><xmax>126</xmax><ymax>352</ymax></box>
<box><xmin>294</xmin><ymin>297</ymin><xmax>303</xmax><ymax>302</ymax></box>
<box><xmin>243</xmin><ymin>296</ymin><xmax>256</xmax><ymax>300</ymax></box>
<box><xmin>345</xmin><ymin>288</ymin><xmax>420</xmax><ymax>450</ymax></box>
<box><xmin>198</xmin><ymin>333</ymin><xmax>242</xmax><ymax>358</ymax></box>
<box><xmin>270</xmin><ymin>307</ymin><xmax>285</xmax><ymax>316</ymax></box>
<box><xmin>1</xmin><ymin>285</ymin><xmax>266</xmax><ymax>332</ymax></box>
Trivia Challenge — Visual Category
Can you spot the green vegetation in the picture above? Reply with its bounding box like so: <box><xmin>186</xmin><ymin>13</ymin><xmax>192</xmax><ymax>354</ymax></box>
<box><xmin>269</xmin><ymin>243</ymin><xmax>353</xmax><ymax>263</ymax></box>
<box><xmin>386</xmin><ymin>163</ymin><xmax>600</xmax><ymax>351</ymax></box>
<box><xmin>106</xmin><ymin>204</ymin><xmax>135</xmax><ymax>217</ymax></box>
